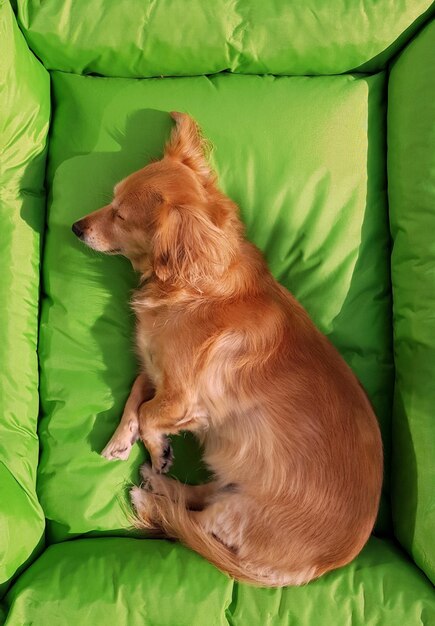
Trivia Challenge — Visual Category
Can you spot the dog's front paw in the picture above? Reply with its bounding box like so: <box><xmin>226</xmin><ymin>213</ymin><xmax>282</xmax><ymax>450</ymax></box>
<box><xmin>151</xmin><ymin>437</ymin><xmax>174</xmax><ymax>474</ymax></box>
<box><xmin>101</xmin><ymin>438</ymin><xmax>132</xmax><ymax>461</ymax></box>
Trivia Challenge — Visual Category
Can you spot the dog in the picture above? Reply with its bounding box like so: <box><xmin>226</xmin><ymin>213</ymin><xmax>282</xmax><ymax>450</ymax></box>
<box><xmin>72</xmin><ymin>112</ymin><xmax>383</xmax><ymax>587</ymax></box>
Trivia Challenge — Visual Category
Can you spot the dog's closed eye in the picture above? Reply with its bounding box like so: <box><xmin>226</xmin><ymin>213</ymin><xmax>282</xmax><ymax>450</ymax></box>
<box><xmin>111</xmin><ymin>205</ymin><xmax>125</xmax><ymax>221</ymax></box>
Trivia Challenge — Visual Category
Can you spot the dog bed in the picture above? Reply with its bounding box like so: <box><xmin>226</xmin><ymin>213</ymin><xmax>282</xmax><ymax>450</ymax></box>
<box><xmin>1</xmin><ymin>1</ymin><xmax>434</xmax><ymax>623</ymax></box>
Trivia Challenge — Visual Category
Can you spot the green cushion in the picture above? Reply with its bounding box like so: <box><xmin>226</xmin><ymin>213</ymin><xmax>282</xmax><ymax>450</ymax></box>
<box><xmin>388</xmin><ymin>19</ymin><xmax>435</xmax><ymax>584</ymax></box>
<box><xmin>16</xmin><ymin>0</ymin><xmax>434</xmax><ymax>77</ymax></box>
<box><xmin>0</xmin><ymin>0</ymin><xmax>49</xmax><ymax>590</ymax></box>
<box><xmin>5</xmin><ymin>538</ymin><xmax>435</xmax><ymax>625</ymax></box>
<box><xmin>37</xmin><ymin>70</ymin><xmax>393</xmax><ymax>541</ymax></box>
<box><xmin>3</xmin><ymin>3</ymin><xmax>435</xmax><ymax>622</ymax></box>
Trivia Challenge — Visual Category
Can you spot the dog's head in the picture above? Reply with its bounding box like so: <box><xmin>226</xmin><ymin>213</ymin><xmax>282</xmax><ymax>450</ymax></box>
<box><xmin>72</xmin><ymin>112</ymin><xmax>239</xmax><ymax>284</ymax></box>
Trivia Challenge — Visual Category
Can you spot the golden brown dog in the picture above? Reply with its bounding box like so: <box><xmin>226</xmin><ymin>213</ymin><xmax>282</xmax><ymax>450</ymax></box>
<box><xmin>72</xmin><ymin>112</ymin><xmax>383</xmax><ymax>587</ymax></box>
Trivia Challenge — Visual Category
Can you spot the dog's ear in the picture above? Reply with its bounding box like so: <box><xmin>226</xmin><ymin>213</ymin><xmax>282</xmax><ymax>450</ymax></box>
<box><xmin>153</xmin><ymin>204</ymin><xmax>235</xmax><ymax>285</ymax></box>
<box><xmin>164</xmin><ymin>112</ymin><xmax>215</xmax><ymax>187</ymax></box>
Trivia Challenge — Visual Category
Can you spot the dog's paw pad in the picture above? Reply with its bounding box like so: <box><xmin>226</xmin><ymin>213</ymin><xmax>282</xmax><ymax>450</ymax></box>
<box><xmin>152</xmin><ymin>440</ymin><xmax>174</xmax><ymax>474</ymax></box>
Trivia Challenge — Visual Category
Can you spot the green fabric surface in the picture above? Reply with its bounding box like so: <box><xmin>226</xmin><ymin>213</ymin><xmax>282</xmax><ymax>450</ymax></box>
<box><xmin>0</xmin><ymin>0</ymin><xmax>49</xmax><ymax>591</ymax></box>
<box><xmin>388</xmin><ymin>20</ymin><xmax>435</xmax><ymax>584</ymax></box>
<box><xmin>16</xmin><ymin>0</ymin><xmax>434</xmax><ymax>77</ymax></box>
<box><xmin>3</xmin><ymin>2</ymin><xmax>435</xmax><ymax>621</ymax></box>
<box><xmin>4</xmin><ymin>538</ymin><xmax>435</xmax><ymax>625</ymax></box>
<box><xmin>37</xmin><ymin>70</ymin><xmax>393</xmax><ymax>542</ymax></box>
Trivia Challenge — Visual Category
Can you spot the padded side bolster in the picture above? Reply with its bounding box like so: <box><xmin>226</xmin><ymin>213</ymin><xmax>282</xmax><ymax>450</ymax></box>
<box><xmin>388</xmin><ymin>19</ymin><xmax>435</xmax><ymax>583</ymax></box>
<box><xmin>15</xmin><ymin>0</ymin><xmax>434</xmax><ymax>77</ymax></box>
<box><xmin>4</xmin><ymin>538</ymin><xmax>435</xmax><ymax>625</ymax></box>
<box><xmin>0</xmin><ymin>0</ymin><xmax>49</xmax><ymax>592</ymax></box>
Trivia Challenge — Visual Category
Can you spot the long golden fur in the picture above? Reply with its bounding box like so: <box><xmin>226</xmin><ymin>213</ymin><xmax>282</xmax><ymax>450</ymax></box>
<box><xmin>72</xmin><ymin>112</ymin><xmax>383</xmax><ymax>587</ymax></box>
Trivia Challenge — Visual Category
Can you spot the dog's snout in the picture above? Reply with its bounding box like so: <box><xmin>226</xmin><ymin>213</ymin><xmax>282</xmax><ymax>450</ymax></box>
<box><xmin>72</xmin><ymin>221</ymin><xmax>85</xmax><ymax>239</ymax></box>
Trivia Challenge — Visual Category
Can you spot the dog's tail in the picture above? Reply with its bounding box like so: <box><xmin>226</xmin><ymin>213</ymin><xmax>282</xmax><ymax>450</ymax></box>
<box><xmin>130</xmin><ymin>486</ymin><xmax>317</xmax><ymax>588</ymax></box>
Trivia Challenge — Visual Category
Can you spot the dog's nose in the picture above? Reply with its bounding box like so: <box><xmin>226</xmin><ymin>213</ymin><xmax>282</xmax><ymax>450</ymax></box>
<box><xmin>72</xmin><ymin>221</ymin><xmax>85</xmax><ymax>239</ymax></box>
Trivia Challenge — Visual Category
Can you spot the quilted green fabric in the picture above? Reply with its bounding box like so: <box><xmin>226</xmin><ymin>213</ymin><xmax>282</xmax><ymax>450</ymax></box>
<box><xmin>37</xmin><ymin>70</ymin><xmax>392</xmax><ymax>542</ymax></box>
<box><xmin>4</xmin><ymin>538</ymin><xmax>435</xmax><ymax>625</ymax></box>
<box><xmin>389</xmin><ymin>19</ymin><xmax>435</xmax><ymax>584</ymax></box>
<box><xmin>0</xmin><ymin>0</ymin><xmax>49</xmax><ymax>591</ymax></box>
<box><xmin>16</xmin><ymin>0</ymin><xmax>434</xmax><ymax>77</ymax></box>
